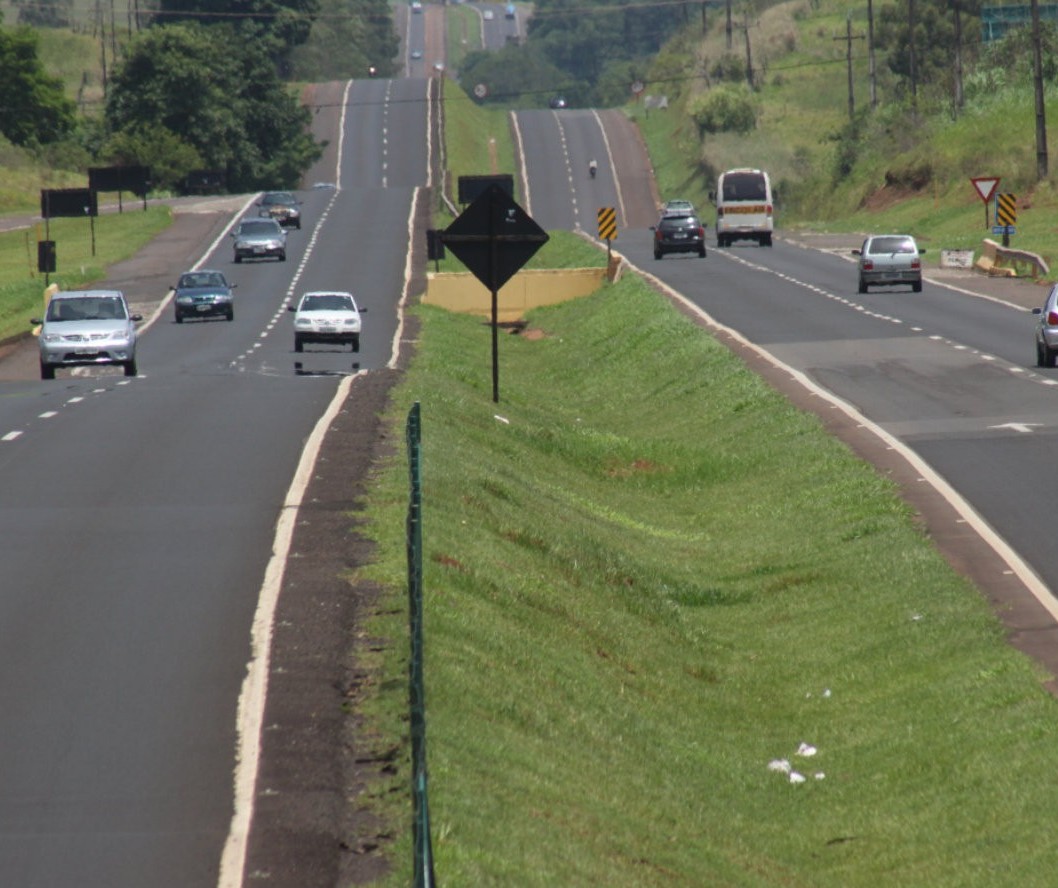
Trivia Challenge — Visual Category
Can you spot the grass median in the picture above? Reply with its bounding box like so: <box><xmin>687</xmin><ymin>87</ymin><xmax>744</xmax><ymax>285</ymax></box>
<box><xmin>356</xmin><ymin>241</ymin><xmax>1058</xmax><ymax>885</ymax></box>
<box><xmin>0</xmin><ymin>206</ymin><xmax>172</xmax><ymax>343</ymax></box>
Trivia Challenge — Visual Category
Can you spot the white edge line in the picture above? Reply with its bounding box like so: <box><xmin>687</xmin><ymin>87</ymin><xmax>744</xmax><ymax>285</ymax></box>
<box><xmin>511</xmin><ymin>111</ymin><xmax>531</xmax><ymax>216</ymax></box>
<box><xmin>390</xmin><ymin>187</ymin><xmax>421</xmax><ymax>369</ymax></box>
<box><xmin>622</xmin><ymin>252</ymin><xmax>1058</xmax><ymax>622</ymax></box>
<box><xmin>592</xmin><ymin>109</ymin><xmax>627</xmax><ymax>227</ymax></box>
<box><xmin>217</xmin><ymin>370</ymin><xmax>364</xmax><ymax>888</ymax></box>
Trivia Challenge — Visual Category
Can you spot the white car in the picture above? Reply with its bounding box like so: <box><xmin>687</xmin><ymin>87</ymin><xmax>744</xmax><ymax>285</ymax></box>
<box><xmin>289</xmin><ymin>291</ymin><xmax>366</xmax><ymax>353</ymax></box>
<box><xmin>483</xmin><ymin>8</ymin><xmax>494</xmax><ymax>19</ymax></box>
<box><xmin>852</xmin><ymin>234</ymin><xmax>924</xmax><ymax>293</ymax></box>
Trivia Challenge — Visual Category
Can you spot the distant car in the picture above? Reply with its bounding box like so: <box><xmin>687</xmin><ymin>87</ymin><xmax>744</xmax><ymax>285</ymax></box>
<box><xmin>1033</xmin><ymin>283</ymin><xmax>1058</xmax><ymax>366</ymax></box>
<box><xmin>32</xmin><ymin>289</ymin><xmax>141</xmax><ymax>380</ymax></box>
<box><xmin>257</xmin><ymin>191</ymin><xmax>301</xmax><ymax>229</ymax></box>
<box><xmin>232</xmin><ymin>218</ymin><xmax>286</xmax><ymax>263</ymax></box>
<box><xmin>411</xmin><ymin>48</ymin><xmax>423</xmax><ymax>59</ymax></box>
<box><xmin>549</xmin><ymin>96</ymin><xmax>567</xmax><ymax>109</ymax></box>
<box><xmin>433</xmin><ymin>60</ymin><xmax>445</xmax><ymax>73</ymax></box>
<box><xmin>172</xmin><ymin>269</ymin><xmax>235</xmax><ymax>323</ymax></box>
<box><xmin>660</xmin><ymin>199</ymin><xmax>695</xmax><ymax>217</ymax></box>
<box><xmin>288</xmin><ymin>291</ymin><xmax>366</xmax><ymax>353</ymax></box>
<box><xmin>652</xmin><ymin>213</ymin><xmax>707</xmax><ymax>259</ymax></box>
<box><xmin>853</xmin><ymin>234</ymin><xmax>924</xmax><ymax>293</ymax></box>
<box><xmin>483</xmin><ymin>7</ymin><xmax>494</xmax><ymax>18</ymax></box>
<box><xmin>505</xmin><ymin>2</ymin><xmax>516</xmax><ymax>17</ymax></box>
<box><xmin>411</xmin><ymin>0</ymin><xmax>422</xmax><ymax>10</ymax></box>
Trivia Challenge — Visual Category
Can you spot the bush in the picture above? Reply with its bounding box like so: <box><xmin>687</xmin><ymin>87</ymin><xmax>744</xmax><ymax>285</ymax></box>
<box><xmin>689</xmin><ymin>85</ymin><xmax>757</xmax><ymax>135</ymax></box>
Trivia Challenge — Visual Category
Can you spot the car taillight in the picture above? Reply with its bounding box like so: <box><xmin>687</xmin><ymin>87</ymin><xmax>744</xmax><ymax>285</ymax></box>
<box><xmin>655</xmin><ymin>229</ymin><xmax>662</xmax><ymax>241</ymax></box>
<box><xmin>717</xmin><ymin>207</ymin><xmax>725</xmax><ymax>217</ymax></box>
<box><xmin>862</xmin><ymin>260</ymin><xmax>874</xmax><ymax>270</ymax></box>
<box><xmin>1048</xmin><ymin>311</ymin><xmax>1058</xmax><ymax>325</ymax></box>
<box><xmin>911</xmin><ymin>258</ymin><xmax>921</xmax><ymax>269</ymax></box>
<box><xmin>697</xmin><ymin>227</ymin><xmax>705</xmax><ymax>238</ymax></box>
<box><xmin>765</xmin><ymin>204</ymin><xmax>773</xmax><ymax>215</ymax></box>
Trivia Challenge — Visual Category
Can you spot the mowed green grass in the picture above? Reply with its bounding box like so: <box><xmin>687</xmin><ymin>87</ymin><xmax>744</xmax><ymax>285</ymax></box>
<box><xmin>0</xmin><ymin>207</ymin><xmax>172</xmax><ymax>342</ymax></box>
<box><xmin>357</xmin><ymin>250</ymin><xmax>1058</xmax><ymax>884</ymax></box>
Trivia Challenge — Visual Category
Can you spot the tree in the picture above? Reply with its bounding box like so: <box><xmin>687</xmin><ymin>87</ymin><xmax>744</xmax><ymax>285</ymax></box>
<box><xmin>157</xmin><ymin>0</ymin><xmax>321</xmax><ymax>73</ymax></box>
<box><xmin>105</xmin><ymin>22</ymin><xmax>321</xmax><ymax>192</ymax></box>
<box><xmin>16</xmin><ymin>0</ymin><xmax>73</xmax><ymax>27</ymax></box>
<box><xmin>0</xmin><ymin>27</ymin><xmax>76</xmax><ymax>146</ymax></box>
<box><xmin>290</xmin><ymin>0</ymin><xmax>398</xmax><ymax>80</ymax></box>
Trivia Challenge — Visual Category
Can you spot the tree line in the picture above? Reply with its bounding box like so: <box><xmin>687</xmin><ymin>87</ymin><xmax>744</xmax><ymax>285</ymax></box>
<box><xmin>2</xmin><ymin>0</ymin><xmax>398</xmax><ymax>193</ymax></box>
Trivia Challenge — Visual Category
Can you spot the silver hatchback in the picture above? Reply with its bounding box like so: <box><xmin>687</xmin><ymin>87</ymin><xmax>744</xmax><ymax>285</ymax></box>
<box><xmin>853</xmin><ymin>234</ymin><xmax>924</xmax><ymax>293</ymax></box>
<box><xmin>32</xmin><ymin>290</ymin><xmax>141</xmax><ymax>379</ymax></box>
<box><xmin>1033</xmin><ymin>283</ymin><xmax>1058</xmax><ymax>367</ymax></box>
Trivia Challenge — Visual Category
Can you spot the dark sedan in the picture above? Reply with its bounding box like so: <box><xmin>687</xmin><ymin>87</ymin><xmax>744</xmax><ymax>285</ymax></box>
<box><xmin>652</xmin><ymin>213</ymin><xmax>707</xmax><ymax>259</ymax></box>
<box><xmin>172</xmin><ymin>269</ymin><xmax>235</xmax><ymax>323</ymax></box>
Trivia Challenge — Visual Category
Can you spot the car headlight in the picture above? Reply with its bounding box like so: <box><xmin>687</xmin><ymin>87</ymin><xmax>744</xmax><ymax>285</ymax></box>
<box><xmin>41</xmin><ymin>332</ymin><xmax>62</xmax><ymax>343</ymax></box>
<box><xmin>177</xmin><ymin>295</ymin><xmax>193</xmax><ymax>304</ymax></box>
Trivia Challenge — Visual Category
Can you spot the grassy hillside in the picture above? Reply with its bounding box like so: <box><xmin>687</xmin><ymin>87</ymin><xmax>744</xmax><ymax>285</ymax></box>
<box><xmin>632</xmin><ymin>0</ymin><xmax>1058</xmax><ymax>276</ymax></box>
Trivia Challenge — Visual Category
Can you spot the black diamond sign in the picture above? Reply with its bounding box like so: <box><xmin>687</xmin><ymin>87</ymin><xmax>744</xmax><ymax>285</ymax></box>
<box><xmin>443</xmin><ymin>184</ymin><xmax>548</xmax><ymax>292</ymax></box>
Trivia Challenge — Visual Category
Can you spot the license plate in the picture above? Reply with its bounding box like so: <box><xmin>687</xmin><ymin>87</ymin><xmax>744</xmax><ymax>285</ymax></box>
<box><xmin>253</xmin><ymin>246</ymin><xmax>266</xmax><ymax>253</ymax></box>
<box><xmin>196</xmin><ymin>304</ymin><xmax>211</xmax><ymax>311</ymax></box>
<box><xmin>319</xmin><ymin>326</ymin><xmax>337</xmax><ymax>333</ymax></box>
<box><xmin>673</xmin><ymin>233</ymin><xmax>687</xmax><ymax>239</ymax></box>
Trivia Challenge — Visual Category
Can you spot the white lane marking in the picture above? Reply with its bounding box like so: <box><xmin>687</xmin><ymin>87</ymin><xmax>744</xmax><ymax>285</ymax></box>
<box><xmin>2</xmin><ymin>431</ymin><xmax>22</xmax><ymax>441</ymax></box>
<box><xmin>988</xmin><ymin>422</ymin><xmax>1041</xmax><ymax>433</ymax></box>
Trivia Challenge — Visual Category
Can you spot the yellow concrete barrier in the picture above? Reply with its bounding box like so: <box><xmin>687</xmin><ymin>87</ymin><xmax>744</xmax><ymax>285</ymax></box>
<box><xmin>424</xmin><ymin>267</ymin><xmax>609</xmax><ymax>323</ymax></box>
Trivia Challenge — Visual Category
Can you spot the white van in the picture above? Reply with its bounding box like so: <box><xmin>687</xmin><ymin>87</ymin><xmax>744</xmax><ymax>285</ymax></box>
<box><xmin>714</xmin><ymin>168</ymin><xmax>774</xmax><ymax>247</ymax></box>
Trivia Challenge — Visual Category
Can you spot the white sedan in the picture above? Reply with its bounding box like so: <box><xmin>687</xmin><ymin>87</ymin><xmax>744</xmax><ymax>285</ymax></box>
<box><xmin>288</xmin><ymin>291</ymin><xmax>366</xmax><ymax>353</ymax></box>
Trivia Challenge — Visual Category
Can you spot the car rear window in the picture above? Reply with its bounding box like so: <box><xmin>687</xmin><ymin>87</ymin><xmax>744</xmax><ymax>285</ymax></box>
<box><xmin>868</xmin><ymin>236</ymin><xmax>916</xmax><ymax>254</ymax></box>
<box><xmin>721</xmin><ymin>173</ymin><xmax>767</xmax><ymax>201</ymax></box>
<box><xmin>661</xmin><ymin>216</ymin><xmax>700</xmax><ymax>229</ymax></box>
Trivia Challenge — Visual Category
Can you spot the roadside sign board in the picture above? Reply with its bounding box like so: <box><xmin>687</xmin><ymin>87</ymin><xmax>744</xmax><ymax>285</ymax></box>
<box><xmin>992</xmin><ymin>225</ymin><xmax>1016</xmax><ymax>236</ymax></box>
<box><xmin>971</xmin><ymin>176</ymin><xmax>1000</xmax><ymax>202</ymax></box>
<box><xmin>597</xmin><ymin>207</ymin><xmax>617</xmax><ymax>241</ymax></box>
<box><xmin>443</xmin><ymin>184</ymin><xmax>548</xmax><ymax>292</ymax></box>
<box><xmin>995</xmin><ymin>192</ymin><xmax>1017</xmax><ymax>227</ymax></box>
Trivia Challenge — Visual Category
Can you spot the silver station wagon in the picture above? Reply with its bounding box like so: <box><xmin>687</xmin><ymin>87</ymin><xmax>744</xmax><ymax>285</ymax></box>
<box><xmin>33</xmin><ymin>289</ymin><xmax>142</xmax><ymax>380</ymax></box>
<box><xmin>853</xmin><ymin>234</ymin><xmax>925</xmax><ymax>293</ymax></box>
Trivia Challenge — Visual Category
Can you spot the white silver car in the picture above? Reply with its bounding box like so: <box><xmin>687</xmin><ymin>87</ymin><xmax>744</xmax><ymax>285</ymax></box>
<box><xmin>853</xmin><ymin>234</ymin><xmax>924</xmax><ymax>293</ymax></box>
<box><xmin>1033</xmin><ymin>283</ymin><xmax>1058</xmax><ymax>367</ymax></box>
<box><xmin>32</xmin><ymin>290</ymin><xmax>141</xmax><ymax>379</ymax></box>
<box><xmin>231</xmin><ymin>218</ymin><xmax>286</xmax><ymax>263</ymax></box>
<box><xmin>288</xmin><ymin>291</ymin><xmax>366</xmax><ymax>353</ymax></box>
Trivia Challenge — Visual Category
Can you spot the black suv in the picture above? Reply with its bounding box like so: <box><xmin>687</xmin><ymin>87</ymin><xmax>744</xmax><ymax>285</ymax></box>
<box><xmin>652</xmin><ymin>214</ymin><xmax>706</xmax><ymax>259</ymax></box>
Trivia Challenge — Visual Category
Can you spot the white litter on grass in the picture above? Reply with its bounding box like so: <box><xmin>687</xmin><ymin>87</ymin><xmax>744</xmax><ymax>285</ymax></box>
<box><xmin>822</xmin><ymin>688</ymin><xmax>832</xmax><ymax>698</ymax></box>
<box><xmin>494</xmin><ymin>415</ymin><xmax>510</xmax><ymax>424</ymax></box>
<box><xmin>911</xmin><ymin>613</ymin><xmax>923</xmax><ymax>621</ymax></box>
<box><xmin>814</xmin><ymin>773</ymin><xmax>826</xmax><ymax>781</ymax></box>
<box><xmin>796</xmin><ymin>742</ymin><xmax>817</xmax><ymax>757</ymax></box>
<box><xmin>767</xmin><ymin>759</ymin><xmax>791</xmax><ymax>773</ymax></box>
<box><xmin>789</xmin><ymin>772</ymin><xmax>806</xmax><ymax>784</ymax></box>
<box><xmin>806</xmin><ymin>687</ymin><xmax>833</xmax><ymax>699</ymax></box>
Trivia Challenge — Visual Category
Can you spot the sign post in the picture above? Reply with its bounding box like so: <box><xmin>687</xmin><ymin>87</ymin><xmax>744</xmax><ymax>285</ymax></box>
<box><xmin>970</xmin><ymin>176</ymin><xmax>1000</xmax><ymax>229</ymax></box>
<box><xmin>442</xmin><ymin>182</ymin><xmax>549</xmax><ymax>403</ymax></box>
<box><xmin>597</xmin><ymin>207</ymin><xmax>617</xmax><ymax>266</ymax></box>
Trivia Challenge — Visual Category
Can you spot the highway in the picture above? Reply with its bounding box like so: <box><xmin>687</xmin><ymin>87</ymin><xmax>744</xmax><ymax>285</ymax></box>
<box><xmin>0</xmin><ymin>76</ymin><xmax>430</xmax><ymax>886</ymax></box>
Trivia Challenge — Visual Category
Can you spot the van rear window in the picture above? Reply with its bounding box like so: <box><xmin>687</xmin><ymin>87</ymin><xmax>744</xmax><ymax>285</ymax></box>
<box><xmin>721</xmin><ymin>173</ymin><xmax>767</xmax><ymax>201</ymax></box>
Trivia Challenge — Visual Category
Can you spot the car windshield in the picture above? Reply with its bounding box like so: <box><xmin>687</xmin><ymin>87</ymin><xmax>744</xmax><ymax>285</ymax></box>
<box><xmin>240</xmin><ymin>221</ymin><xmax>279</xmax><ymax>235</ymax></box>
<box><xmin>262</xmin><ymin>192</ymin><xmax>295</xmax><ymax>206</ymax></box>
<box><xmin>179</xmin><ymin>272</ymin><xmax>227</xmax><ymax>289</ymax></box>
<box><xmin>302</xmin><ymin>294</ymin><xmax>354</xmax><ymax>311</ymax></box>
<box><xmin>47</xmin><ymin>296</ymin><xmax>126</xmax><ymax>322</ymax></box>
<box><xmin>868</xmin><ymin>236</ymin><xmax>916</xmax><ymax>255</ymax></box>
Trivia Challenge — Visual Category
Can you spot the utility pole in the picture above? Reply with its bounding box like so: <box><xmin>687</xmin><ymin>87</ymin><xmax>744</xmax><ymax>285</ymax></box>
<box><xmin>867</xmin><ymin>0</ymin><xmax>877</xmax><ymax>107</ymax></box>
<box><xmin>834</xmin><ymin>18</ymin><xmax>865</xmax><ymax>120</ymax></box>
<box><xmin>725</xmin><ymin>0</ymin><xmax>733</xmax><ymax>49</ymax></box>
<box><xmin>743</xmin><ymin>12</ymin><xmax>754</xmax><ymax>87</ymax></box>
<box><xmin>1031</xmin><ymin>0</ymin><xmax>1048</xmax><ymax>177</ymax></box>
<box><xmin>908</xmin><ymin>0</ymin><xmax>917</xmax><ymax>112</ymax></box>
<box><xmin>952</xmin><ymin>0</ymin><xmax>964</xmax><ymax>113</ymax></box>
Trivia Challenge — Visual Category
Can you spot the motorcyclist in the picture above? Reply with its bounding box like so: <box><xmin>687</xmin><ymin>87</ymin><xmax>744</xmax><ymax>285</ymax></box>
<box><xmin>589</xmin><ymin>158</ymin><xmax>598</xmax><ymax>179</ymax></box>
